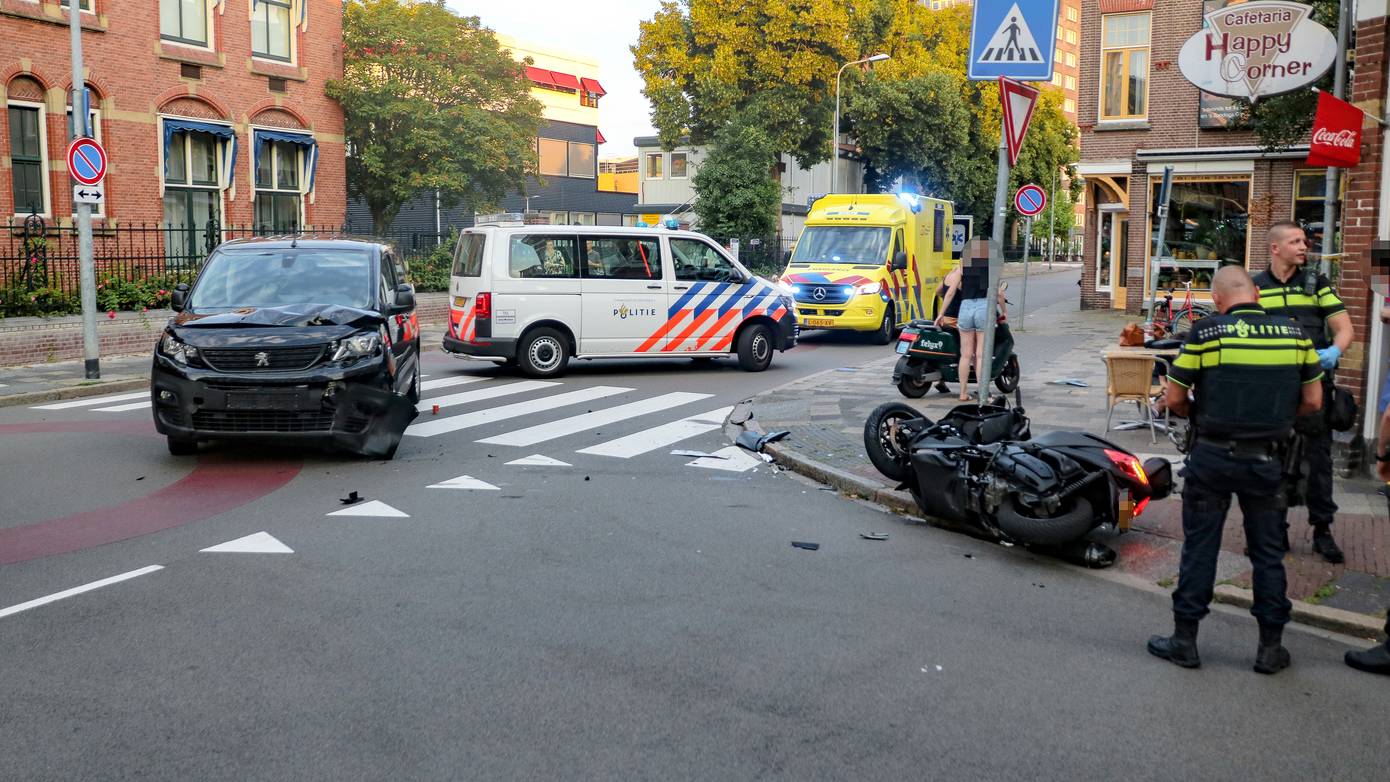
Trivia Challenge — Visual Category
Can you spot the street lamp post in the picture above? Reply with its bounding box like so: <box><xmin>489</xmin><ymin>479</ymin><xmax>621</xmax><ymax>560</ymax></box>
<box><xmin>831</xmin><ymin>53</ymin><xmax>889</xmax><ymax>194</ymax></box>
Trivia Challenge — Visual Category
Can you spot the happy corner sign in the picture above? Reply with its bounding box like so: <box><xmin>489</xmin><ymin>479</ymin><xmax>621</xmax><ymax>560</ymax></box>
<box><xmin>1178</xmin><ymin>1</ymin><xmax>1336</xmax><ymax>100</ymax></box>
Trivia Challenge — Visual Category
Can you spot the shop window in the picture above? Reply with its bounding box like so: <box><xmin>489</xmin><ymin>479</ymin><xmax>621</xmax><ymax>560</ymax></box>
<box><xmin>1292</xmin><ymin>170</ymin><xmax>1346</xmax><ymax>257</ymax></box>
<box><xmin>670</xmin><ymin>153</ymin><xmax>688</xmax><ymax>179</ymax></box>
<box><xmin>1101</xmin><ymin>12</ymin><xmax>1150</xmax><ymax>120</ymax></box>
<box><xmin>8</xmin><ymin>103</ymin><xmax>49</xmax><ymax>217</ymax></box>
<box><xmin>622</xmin><ymin>214</ymin><xmax>640</xmax><ymax>227</ymax></box>
<box><xmin>538</xmin><ymin>138</ymin><xmax>567</xmax><ymax>177</ymax></box>
<box><xmin>1149</xmin><ymin>177</ymin><xmax>1251</xmax><ymax>292</ymax></box>
<box><xmin>646</xmin><ymin>153</ymin><xmax>663</xmax><ymax>179</ymax></box>
<box><xmin>570</xmin><ymin>211</ymin><xmax>596</xmax><ymax>226</ymax></box>
<box><xmin>161</xmin><ymin>0</ymin><xmax>209</xmax><ymax>47</ymax></box>
<box><xmin>567</xmin><ymin>141</ymin><xmax>595</xmax><ymax>179</ymax></box>
<box><xmin>252</xmin><ymin>0</ymin><xmax>293</xmax><ymax>62</ymax></box>
<box><xmin>255</xmin><ymin>140</ymin><xmax>302</xmax><ymax>232</ymax></box>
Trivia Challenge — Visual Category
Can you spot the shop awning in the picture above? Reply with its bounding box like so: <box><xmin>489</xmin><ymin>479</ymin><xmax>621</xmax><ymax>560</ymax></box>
<box><xmin>549</xmin><ymin>71</ymin><xmax>581</xmax><ymax>90</ymax></box>
<box><xmin>596</xmin><ymin>129</ymin><xmax>606</xmax><ymax>144</ymax></box>
<box><xmin>580</xmin><ymin>77</ymin><xmax>606</xmax><ymax>96</ymax></box>
<box><xmin>162</xmin><ymin>117</ymin><xmax>237</xmax><ymax>186</ymax></box>
<box><xmin>525</xmin><ymin>66</ymin><xmax>556</xmax><ymax>87</ymax></box>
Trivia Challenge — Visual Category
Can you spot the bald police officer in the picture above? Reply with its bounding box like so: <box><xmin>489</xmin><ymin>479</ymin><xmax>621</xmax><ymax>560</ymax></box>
<box><xmin>1254</xmin><ymin>221</ymin><xmax>1354</xmax><ymax>564</ymax></box>
<box><xmin>1148</xmin><ymin>266</ymin><xmax>1323</xmax><ymax>675</ymax></box>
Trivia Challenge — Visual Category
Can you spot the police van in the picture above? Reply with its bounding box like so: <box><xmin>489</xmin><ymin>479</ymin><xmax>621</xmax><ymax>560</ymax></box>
<box><xmin>442</xmin><ymin>220</ymin><xmax>797</xmax><ymax>378</ymax></box>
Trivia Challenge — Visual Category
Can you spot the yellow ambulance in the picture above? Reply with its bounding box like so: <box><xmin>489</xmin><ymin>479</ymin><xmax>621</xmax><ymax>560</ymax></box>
<box><xmin>779</xmin><ymin>193</ymin><xmax>956</xmax><ymax>344</ymax></box>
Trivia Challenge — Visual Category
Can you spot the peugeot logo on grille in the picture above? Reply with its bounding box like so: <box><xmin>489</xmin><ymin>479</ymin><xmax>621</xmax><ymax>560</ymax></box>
<box><xmin>812</xmin><ymin>287</ymin><xmax>827</xmax><ymax>301</ymax></box>
<box><xmin>254</xmin><ymin>351</ymin><xmax>271</xmax><ymax>368</ymax></box>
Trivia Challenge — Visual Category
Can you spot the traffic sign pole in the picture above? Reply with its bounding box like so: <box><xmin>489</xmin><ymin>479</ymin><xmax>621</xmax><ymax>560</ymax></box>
<box><xmin>69</xmin><ymin>2</ymin><xmax>98</xmax><ymax>379</ymax></box>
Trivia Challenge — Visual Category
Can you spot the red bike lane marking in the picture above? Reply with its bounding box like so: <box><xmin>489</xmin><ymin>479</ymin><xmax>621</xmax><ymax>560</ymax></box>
<box><xmin>0</xmin><ymin>421</ymin><xmax>301</xmax><ymax>565</ymax></box>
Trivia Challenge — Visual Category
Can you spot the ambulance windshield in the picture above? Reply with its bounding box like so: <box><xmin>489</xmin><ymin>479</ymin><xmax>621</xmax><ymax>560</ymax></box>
<box><xmin>790</xmin><ymin>227</ymin><xmax>890</xmax><ymax>265</ymax></box>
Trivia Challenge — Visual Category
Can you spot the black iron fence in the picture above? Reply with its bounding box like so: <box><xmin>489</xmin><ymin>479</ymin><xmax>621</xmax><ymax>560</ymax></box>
<box><xmin>1</xmin><ymin>217</ymin><xmax>452</xmax><ymax>318</ymax></box>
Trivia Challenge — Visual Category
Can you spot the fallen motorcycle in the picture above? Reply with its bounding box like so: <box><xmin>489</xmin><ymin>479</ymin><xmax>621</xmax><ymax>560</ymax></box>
<box><xmin>863</xmin><ymin>396</ymin><xmax>1173</xmax><ymax>566</ymax></box>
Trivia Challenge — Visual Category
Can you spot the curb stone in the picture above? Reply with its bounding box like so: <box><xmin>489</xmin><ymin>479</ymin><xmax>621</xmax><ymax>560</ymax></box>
<box><xmin>727</xmin><ymin>362</ymin><xmax>1388</xmax><ymax>642</ymax></box>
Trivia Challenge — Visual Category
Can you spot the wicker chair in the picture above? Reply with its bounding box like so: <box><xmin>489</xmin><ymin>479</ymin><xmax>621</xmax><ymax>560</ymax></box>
<box><xmin>1105</xmin><ymin>353</ymin><xmax>1164</xmax><ymax>443</ymax></box>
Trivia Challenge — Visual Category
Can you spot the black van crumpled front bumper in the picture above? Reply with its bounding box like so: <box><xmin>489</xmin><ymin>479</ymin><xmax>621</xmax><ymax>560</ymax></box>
<box><xmin>151</xmin><ymin>353</ymin><xmax>417</xmax><ymax>457</ymax></box>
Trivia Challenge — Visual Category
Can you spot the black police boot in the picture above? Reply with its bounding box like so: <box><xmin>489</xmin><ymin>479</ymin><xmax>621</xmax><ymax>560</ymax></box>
<box><xmin>1312</xmin><ymin>524</ymin><xmax>1345</xmax><ymax>564</ymax></box>
<box><xmin>1344</xmin><ymin>641</ymin><xmax>1390</xmax><ymax>675</ymax></box>
<box><xmin>1254</xmin><ymin>623</ymin><xmax>1292</xmax><ymax>675</ymax></box>
<box><xmin>1147</xmin><ymin>619</ymin><xmax>1200</xmax><ymax>669</ymax></box>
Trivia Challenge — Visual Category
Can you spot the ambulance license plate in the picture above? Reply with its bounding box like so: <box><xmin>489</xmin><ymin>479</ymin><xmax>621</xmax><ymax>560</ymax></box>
<box><xmin>804</xmin><ymin>318</ymin><xmax>835</xmax><ymax>328</ymax></box>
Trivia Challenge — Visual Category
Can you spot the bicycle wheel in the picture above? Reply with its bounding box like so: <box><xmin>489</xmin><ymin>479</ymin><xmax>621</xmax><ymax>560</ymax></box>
<box><xmin>1171</xmin><ymin>308</ymin><xmax>1205</xmax><ymax>337</ymax></box>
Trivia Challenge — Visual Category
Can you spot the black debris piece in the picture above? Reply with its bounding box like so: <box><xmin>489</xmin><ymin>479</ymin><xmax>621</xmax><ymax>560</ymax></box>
<box><xmin>963</xmin><ymin>553</ymin><xmax>975</xmax><ymax>559</ymax></box>
<box><xmin>584</xmin><ymin>476</ymin><xmax>591</xmax><ymax>481</ymax></box>
<box><xmin>340</xmin><ymin>491</ymin><xmax>362</xmax><ymax>505</ymax></box>
<box><xmin>735</xmin><ymin>429</ymin><xmax>792</xmax><ymax>453</ymax></box>
<box><xmin>791</xmin><ymin>541</ymin><xmax>820</xmax><ymax>551</ymax></box>
<box><xmin>136</xmin><ymin>476</ymin><xmax>145</xmax><ymax>481</ymax></box>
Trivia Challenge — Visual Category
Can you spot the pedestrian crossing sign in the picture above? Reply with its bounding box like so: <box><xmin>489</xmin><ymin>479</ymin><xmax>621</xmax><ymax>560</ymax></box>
<box><xmin>968</xmin><ymin>0</ymin><xmax>1059</xmax><ymax>81</ymax></box>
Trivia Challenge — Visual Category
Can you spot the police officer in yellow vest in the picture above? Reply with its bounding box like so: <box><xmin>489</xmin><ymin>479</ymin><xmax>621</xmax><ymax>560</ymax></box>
<box><xmin>1253</xmin><ymin>221</ymin><xmax>1354</xmax><ymax>564</ymax></box>
<box><xmin>1148</xmin><ymin>266</ymin><xmax>1323</xmax><ymax>675</ymax></box>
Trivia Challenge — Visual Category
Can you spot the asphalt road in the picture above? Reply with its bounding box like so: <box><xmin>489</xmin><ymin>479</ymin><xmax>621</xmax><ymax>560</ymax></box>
<box><xmin>2</xmin><ymin>270</ymin><xmax>1385</xmax><ymax>780</ymax></box>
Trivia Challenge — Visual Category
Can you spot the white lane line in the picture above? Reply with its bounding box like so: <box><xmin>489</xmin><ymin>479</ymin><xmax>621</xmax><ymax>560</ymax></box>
<box><xmin>32</xmin><ymin>390</ymin><xmax>148</xmax><ymax>410</ymax></box>
<box><xmin>687</xmin><ymin>445</ymin><xmax>763</xmax><ymax>472</ymax></box>
<box><xmin>421</xmin><ymin>376</ymin><xmax>487</xmax><ymax>392</ymax></box>
<box><xmin>405</xmin><ymin>385</ymin><xmax>632</xmax><ymax>438</ymax></box>
<box><xmin>92</xmin><ymin>400</ymin><xmax>152</xmax><ymax>412</ymax></box>
<box><xmin>479</xmin><ymin>392</ymin><xmax>715</xmax><ymax>447</ymax></box>
<box><xmin>0</xmin><ymin>565</ymin><xmax>164</xmax><ymax>620</ymax></box>
<box><xmin>577</xmin><ymin>406</ymin><xmax>733</xmax><ymax>458</ymax></box>
<box><xmin>417</xmin><ymin>380</ymin><xmax>558</xmax><ymax>413</ymax></box>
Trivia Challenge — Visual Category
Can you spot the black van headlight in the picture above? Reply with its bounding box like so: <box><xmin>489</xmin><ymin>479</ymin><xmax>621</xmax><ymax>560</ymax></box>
<box><xmin>331</xmin><ymin>332</ymin><xmax>382</xmax><ymax>362</ymax></box>
<box><xmin>159</xmin><ymin>333</ymin><xmax>198</xmax><ymax>365</ymax></box>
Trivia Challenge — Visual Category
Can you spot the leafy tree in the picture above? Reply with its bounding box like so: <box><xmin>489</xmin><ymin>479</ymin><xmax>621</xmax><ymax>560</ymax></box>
<box><xmin>328</xmin><ymin>0</ymin><xmax>543</xmax><ymax>230</ymax></box>
<box><xmin>632</xmin><ymin>0</ymin><xmax>857</xmax><ymax>167</ymax></box>
<box><xmin>1008</xmin><ymin>87</ymin><xmax>1081</xmax><ymax>229</ymax></box>
<box><xmin>1233</xmin><ymin>0</ymin><xmax>1344</xmax><ymax>150</ymax></box>
<box><xmin>691</xmin><ymin>116</ymin><xmax>783</xmax><ymax>239</ymax></box>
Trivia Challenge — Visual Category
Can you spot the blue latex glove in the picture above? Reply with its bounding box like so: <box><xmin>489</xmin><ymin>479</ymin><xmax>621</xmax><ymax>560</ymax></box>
<box><xmin>1317</xmin><ymin>345</ymin><xmax>1342</xmax><ymax>370</ymax></box>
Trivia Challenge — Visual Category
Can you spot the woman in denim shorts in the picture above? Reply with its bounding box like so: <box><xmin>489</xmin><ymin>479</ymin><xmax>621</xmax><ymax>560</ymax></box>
<box><xmin>936</xmin><ymin>250</ymin><xmax>991</xmax><ymax>401</ymax></box>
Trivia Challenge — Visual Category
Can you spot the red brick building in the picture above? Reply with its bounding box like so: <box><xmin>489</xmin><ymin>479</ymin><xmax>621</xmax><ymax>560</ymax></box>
<box><xmin>0</xmin><ymin>0</ymin><xmax>345</xmax><ymax>247</ymax></box>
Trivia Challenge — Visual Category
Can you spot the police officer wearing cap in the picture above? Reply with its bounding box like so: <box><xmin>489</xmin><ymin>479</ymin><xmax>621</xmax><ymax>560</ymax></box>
<box><xmin>1254</xmin><ymin>221</ymin><xmax>1354</xmax><ymax>564</ymax></box>
<box><xmin>1149</xmin><ymin>266</ymin><xmax>1323</xmax><ymax>675</ymax></box>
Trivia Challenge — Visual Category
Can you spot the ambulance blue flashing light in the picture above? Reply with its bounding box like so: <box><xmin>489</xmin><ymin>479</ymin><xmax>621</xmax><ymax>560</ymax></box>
<box><xmin>895</xmin><ymin>191</ymin><xmax>923</xmax><ymax>214</ymax></box>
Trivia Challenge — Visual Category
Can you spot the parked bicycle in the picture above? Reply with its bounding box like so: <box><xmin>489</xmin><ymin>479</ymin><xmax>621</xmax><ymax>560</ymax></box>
<box><xmin>1152</xmin><ymin>275</ymin><xmax>1212</xmax><ymax>338</ymax></box>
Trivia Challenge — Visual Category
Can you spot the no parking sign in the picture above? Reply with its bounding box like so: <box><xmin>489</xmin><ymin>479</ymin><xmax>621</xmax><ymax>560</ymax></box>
<box><xmin>1014</xmin><ymin>184</ymin><xmax>1046</xmax><ymax>217</ymax></box>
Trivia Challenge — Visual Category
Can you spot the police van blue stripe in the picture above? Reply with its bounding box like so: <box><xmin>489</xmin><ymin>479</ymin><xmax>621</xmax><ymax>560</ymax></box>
<box><xmin>669</xmin><ymin>282</ymin><xmax>707</xmax><ymax>317</ymax></box>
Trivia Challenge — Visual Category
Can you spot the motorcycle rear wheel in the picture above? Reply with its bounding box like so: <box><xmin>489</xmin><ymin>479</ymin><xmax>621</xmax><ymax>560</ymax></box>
<box><xmin>995</xmin><ymin>496</ymin><xmax>1094</xmax><ymax>546</ymax></box>
<box><xmin>863</xmin><ymin>401</ymin><xmax>927</xmax><ymax>483</ymax></box>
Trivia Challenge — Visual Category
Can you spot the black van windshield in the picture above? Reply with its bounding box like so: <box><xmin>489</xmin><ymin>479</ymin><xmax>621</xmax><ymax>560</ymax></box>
<box><xmin>189</xmin><ymin>248</ymin><xmax>374</xmax><ymax>310</ymax></box>
<box><xmin>790</xmin><ymin>227</ymin><xmax>890</xmax><ymax>264</ymax></box>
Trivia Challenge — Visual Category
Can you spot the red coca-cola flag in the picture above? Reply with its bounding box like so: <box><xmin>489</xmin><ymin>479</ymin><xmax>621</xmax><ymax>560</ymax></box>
<box><xmin>1307</xmin><ymin>90</ymin><xmax>1363</xmax><ymax>168</ymax></box>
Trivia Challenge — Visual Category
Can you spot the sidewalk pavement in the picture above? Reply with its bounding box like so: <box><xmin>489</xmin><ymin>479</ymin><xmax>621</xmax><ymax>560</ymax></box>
<box><xmin>745</xmin><ymin>291</ymin><xmax>1388</xmax><ymax>639</ymax></box>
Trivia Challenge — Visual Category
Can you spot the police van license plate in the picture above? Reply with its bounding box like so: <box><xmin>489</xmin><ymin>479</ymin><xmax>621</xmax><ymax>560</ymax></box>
<box><xmin>804</xmin><ymin>318</ymin><xmax>835</xmax><ymax>328</ymax></box>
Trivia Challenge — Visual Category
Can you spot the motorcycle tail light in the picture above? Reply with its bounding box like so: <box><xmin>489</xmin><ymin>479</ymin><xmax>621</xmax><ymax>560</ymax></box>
<box><xmin>476</xmin><ymin>292</ymin><xmax>492</xmax><ymax>319</ymax></box>
<box><xmin>1105</xmin><ymin>448</ymin><xmax>1148</xmax><ymax>486</ymax></box>
<box><xmin>1134</xmin><ymin>496</ymin><xmax>1151</xmax><ymax>518</ymax></box>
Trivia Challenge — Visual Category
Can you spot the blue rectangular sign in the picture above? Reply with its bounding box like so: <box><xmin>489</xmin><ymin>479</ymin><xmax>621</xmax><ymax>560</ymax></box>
<box><xmin>968</xmin><ymin>0</ymin><xmax>1060</xmax><ymax>82</ymax></box>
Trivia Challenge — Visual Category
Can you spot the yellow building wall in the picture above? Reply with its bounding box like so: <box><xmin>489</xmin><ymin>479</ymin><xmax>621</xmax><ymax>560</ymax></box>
<box><xmin>598</xmin><ymin>172</ymin><xmax>638</xmax><ymax>194</ymax></box>
<box><xmin>496</xmin><ymin>33</ymin><xmax>600</xmax><ymax>127</ymax></box>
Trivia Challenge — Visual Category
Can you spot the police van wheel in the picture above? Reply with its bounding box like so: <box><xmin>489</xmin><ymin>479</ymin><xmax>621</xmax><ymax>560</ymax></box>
<box><xmin>736</xmin><ymin>324</ymin><xmax>774</xmax><ymax>372</ymax></box>
<box><xmin>167</xmin><ymin>437</ymin><xmax>197</xmax><ymax>456</ymax></box>
<box><xmin>872</xmin><ymin>306</ymin><xmax>895</xmax><ymax>345</ymax></box>
<box><xmin>518</xmin><ymin>328</ymin><xmax>569</xmax><ymax>378</ymax></box>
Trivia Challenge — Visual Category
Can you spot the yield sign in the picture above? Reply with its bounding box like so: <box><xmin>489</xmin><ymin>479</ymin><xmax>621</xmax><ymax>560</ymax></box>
<box><xmin>998</xmin><ymin>77</ymin><xmax>1039</xmax><ymax>167</ymax></box>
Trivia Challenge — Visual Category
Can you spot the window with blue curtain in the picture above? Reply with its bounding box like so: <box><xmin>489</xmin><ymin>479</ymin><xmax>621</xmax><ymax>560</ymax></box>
<box><xmin>162</xmin><ymin>118</ymin><xmax>236</xmax><ymax>265</ymax></box>
<box><xmin>253</xmin><ymin>129</ymin><xmax>317</xmax><ymax>233</ymax></box>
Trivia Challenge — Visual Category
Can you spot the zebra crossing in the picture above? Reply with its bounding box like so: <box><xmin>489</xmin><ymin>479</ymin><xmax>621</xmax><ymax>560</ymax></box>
<box><xmin>29</xmin><ymin>375</ymin><xmax>759</xmax><ymax>472</ymax></box>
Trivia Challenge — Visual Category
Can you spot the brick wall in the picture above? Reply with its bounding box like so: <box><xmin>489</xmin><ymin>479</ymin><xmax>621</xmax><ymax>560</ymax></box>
<box><xmin>0</xmin><ymin>294</ymin><xmax>452</xmax><ymax>368</ymax></box>
<box><xmin>1337</xmin><ymin>12</ymin><xmax>1390</xmax><ymax>408</ymax></box>
<box><xmin>0</xmin><ymin>0</ymin><xmax>345</xmax><ymax>230</ymax></box>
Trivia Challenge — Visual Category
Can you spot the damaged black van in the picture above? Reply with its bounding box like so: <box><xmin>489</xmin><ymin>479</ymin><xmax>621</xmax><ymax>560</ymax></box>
<box><xmin>151</xmin><ymin>238</ymin><xmax>421</xmax><ymax>459</ymax></box>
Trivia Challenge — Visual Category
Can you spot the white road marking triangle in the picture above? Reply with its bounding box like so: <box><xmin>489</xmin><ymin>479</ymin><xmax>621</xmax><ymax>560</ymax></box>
<box><xmin>32</xmin><ymin>390</ymin><xmax>148</xmax><ymax>410</ymax></box>
<box><xmin>478</xmin><ymin>392</ymin><xmax>714</xmax><ymax>447</ymax></box>
<box><xmin>327</xmin><ymin>499</ymin><xmax>410</xmax><ymax>518</ymax></box>
<box><xmin>428</xmin><ymin>475</ymin><xmax>501</xmax><ymax>490</ymax></box>
<box><xmin>577</xmin><ymin>406</ymin><xmax>733</xmax><ymax>458</ymax></box>
<box><xmin>980</xmin><ymin>3</ymin><xmax>1043</xmax><ymax>64</ymax></box>
<box><xmin>687</xmin><ymin>446</ymin><xmax>763</xmax><ymax>472</ymax></box>
<box><xmin>505</xmin><ymin>454</ymin><xmax>572</xmax><ymax>467</ymax></box>
<box><xmin>200</xmin><ymin>531</ymin><xmax>294</xmax><ymax>554</ymax></box>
